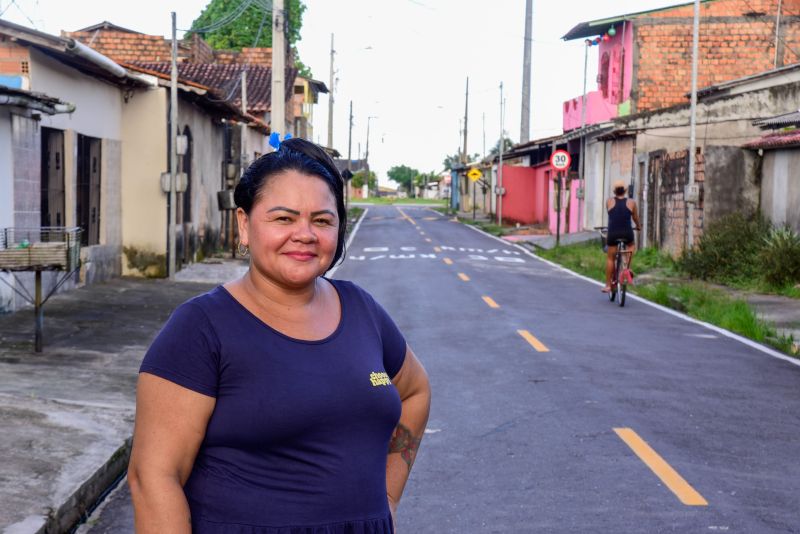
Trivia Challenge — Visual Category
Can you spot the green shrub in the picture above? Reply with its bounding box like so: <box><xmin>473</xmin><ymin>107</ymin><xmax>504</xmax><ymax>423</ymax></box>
<box><xmin>760</xmin><ymin>226</ymin><xmax>800</xmax><ymax>286</ymax></box>
<box><xmin>680</xmin><ymin>213</ymin><xmax>771</xmax><ymax>284</ymax></box>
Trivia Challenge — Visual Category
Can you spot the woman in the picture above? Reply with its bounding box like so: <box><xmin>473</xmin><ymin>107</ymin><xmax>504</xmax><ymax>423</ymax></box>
<box><xmin>128</xmin><ymin>138</ymin><xmax>431</xmax><ymax>533</ymax></box>
<box><xmin>602</xmin><ymin>179</ymin><xmax>641</xmax><ymax>293</ymax></box>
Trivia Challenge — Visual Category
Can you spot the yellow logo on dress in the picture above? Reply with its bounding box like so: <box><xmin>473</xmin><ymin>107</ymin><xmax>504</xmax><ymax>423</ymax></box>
<box><xmin>370</xmin><ymin>371</ymin><xmax>391</xmax><ymax>387</ymax></box>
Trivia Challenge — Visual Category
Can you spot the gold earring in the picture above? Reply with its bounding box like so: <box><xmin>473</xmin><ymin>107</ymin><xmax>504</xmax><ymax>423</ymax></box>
<box><xmin>237</xmin><ymin>242</ymin><xmax>249</xmax><ymax>256</ymax></box>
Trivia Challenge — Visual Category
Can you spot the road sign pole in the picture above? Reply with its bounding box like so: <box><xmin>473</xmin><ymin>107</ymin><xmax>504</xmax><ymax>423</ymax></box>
<box><xmin>556</xmin><ymin>172</ymin><xmax>562</xmax><ymax>247</ymax></box>
<box><xmin>472</xmin><ymin>181</ymin><xmax>477</xmax><ymax>220</ymax></box>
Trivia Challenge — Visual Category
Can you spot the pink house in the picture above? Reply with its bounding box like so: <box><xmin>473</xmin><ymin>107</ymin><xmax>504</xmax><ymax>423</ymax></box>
<box><xmin>563</xmin><ymin>21</ymin><xmax>634</xmax><ymax>132</ymax></box>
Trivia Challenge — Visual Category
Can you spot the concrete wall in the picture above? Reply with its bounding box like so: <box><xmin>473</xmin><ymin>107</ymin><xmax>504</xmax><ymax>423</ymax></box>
<box><xmin>703</xmin><ymin>145</ymin><xmax>760</xmax><ymax>222</ymax></box>
<box><xmin>0</xmin><ymin>110</ymin><xmax>13</xmax><ymax>312</ymax></box>
<box><xmin>761</xmin><ymin>148</ymin><xmax>800</xmax><ymax>232</ymax></box>
<box><xmin>29</xmin><ymin>49</ymin><xmax>122</xmax><ymax>141</ymax></box>
<box><xmin>121</xmin><ymin>86</ymin><xmax>168</xmax><ymax>275</ymax></box>
<box><xmin>177</xmin><ymin>99</ymin><xmax>226</xmax><ymax>264</ymax></box>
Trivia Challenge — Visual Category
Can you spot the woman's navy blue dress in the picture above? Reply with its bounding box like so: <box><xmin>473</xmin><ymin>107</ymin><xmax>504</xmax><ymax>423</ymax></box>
<box><xmin>140</xmin><ymin>279</ymin><xmax>406</xmax><ymax>533</ymax></box>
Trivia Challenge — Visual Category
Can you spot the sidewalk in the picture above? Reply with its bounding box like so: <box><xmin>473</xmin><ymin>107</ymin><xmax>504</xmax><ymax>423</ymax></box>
<box><xmin>0</xmin><ymin>259</ymin><xmax>247</xmax><ymax>534</ymax></box>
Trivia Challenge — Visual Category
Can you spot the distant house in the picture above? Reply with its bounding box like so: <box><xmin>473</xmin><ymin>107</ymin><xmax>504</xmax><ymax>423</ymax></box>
<box><xmin>744</xmin><ymin>111</ymin><xmax>800</xmax><ymax>232</ymax></box>
<box><xmin>498</xmin><ymin>0</ymin><xmax>800</xmax><ymax>248</ymax></box>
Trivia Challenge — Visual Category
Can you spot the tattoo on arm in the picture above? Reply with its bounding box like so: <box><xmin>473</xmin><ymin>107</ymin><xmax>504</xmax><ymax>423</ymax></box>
<box><xmin>388</xmin><ymin>423</ymin><xmax>422</xmax><ymax>471</ymax></box>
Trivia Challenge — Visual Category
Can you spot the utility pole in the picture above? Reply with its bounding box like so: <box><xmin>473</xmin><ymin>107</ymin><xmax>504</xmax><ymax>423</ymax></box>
<box><xmin>168</xmin><ymin>12</ymin><xmax>178</xmax><ymax>278</ymax></box>
<box><xmin>366</xmin><ymin>116</ymin><xmax>376</xmax><ymax>196</ymax></box>
<box><xmin>240</xmin><ymin>69</ymin><xmax>248</xmax><ymax>166</ymax></box>
<box><xmin>327</xmin><ymin>33</ymin><xmax>335</xmax><ymax>148</ymax></box>
<box><xmin>482</xmin><ymin>112</ymin><xmax>486</xmax><ymax>158</ymax></box>
<box><xmin>686</xmin><ymin>0</ymin><xmax>700</xmax><ymax>249</ymax></box>
<box><xmin>347</xmin><ymin>100</ymin><xmax>353</xmax><ymax>208</ymax></box>
<box><xmin>520</xmin><ymin>0</ymin><xmax>533</xmax><ymax>143</ymax></box>
<box><xmin>774</xmin><ymin>0</ymin><xmax>784</xmax><ymax>68</ymax></box>
<box><xmin>271</xmin><ymin>0</ymin><xmax>286</xmax><ymax>137</ymax></box>
<box><xmin>497</xmin><ymin>82</ymin><xmax>504</xmax><ymax>226</ymax></box>
<box><xmin>462</xmin><ymin>77</ymin><xmax>469</xmax><ymax>163</ymax></box>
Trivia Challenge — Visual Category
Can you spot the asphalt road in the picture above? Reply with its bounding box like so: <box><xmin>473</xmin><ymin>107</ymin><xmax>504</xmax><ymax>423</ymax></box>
<box><xmin>84</xmin><ymin>205</ymin><xmax>800</xmax><ymax>533</ymax></box>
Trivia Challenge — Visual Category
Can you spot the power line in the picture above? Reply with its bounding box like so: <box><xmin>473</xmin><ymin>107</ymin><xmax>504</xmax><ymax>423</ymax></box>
<box><xmin>180</xmin><ymin>0</ymin><xmax>256</xmax><ymax>34</ymax></box>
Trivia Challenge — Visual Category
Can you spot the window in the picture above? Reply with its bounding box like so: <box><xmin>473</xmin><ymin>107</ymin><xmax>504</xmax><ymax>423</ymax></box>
<box><xmin>77</xmin><ymin>135</ymin><xmax>101</xmax><ymax>246</ymax></box>
<box><xmin>41</xmin><ymin>128</ymin><xmax>65</xmax><ymax>228</ymax></box>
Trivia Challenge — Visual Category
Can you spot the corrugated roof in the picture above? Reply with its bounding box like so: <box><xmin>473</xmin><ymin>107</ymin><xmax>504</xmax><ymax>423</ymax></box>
<box><xmin>753</xmin><ymin>110</ymin><xmax>800</xmax><ymax>129</ymax></box>
<box><xmin>743</xmin><ymin>130</ymin><xmax>800</xmax><ymax>150</ymax></box>
<box><xmin>561</xmin><ymin>0</ymin><xmax>710</xmax><ymax>40</ymax></box>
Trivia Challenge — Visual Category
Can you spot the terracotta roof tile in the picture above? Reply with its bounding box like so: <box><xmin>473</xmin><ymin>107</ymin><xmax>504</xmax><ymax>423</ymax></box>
<box><xmin>743</xmin><ymin>130</ymin><xmax>800</xmax><ymax>150</ymax></box>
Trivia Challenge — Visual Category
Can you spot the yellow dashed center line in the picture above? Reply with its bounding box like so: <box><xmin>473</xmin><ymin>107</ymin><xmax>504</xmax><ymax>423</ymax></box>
<box><xmin>423</xmin><ymin>216</ymin><xmax>437</xmax><ymax>221</ymax></box>
<box><xmin>443</xmin><ymin>258</ymin><xmax>453</xmax><ymax>265</ymax></box>
<box><xmin>434</xmin><ymin>246</ymin><xmax>442</xmax><ymax>252</ymax></box>
<box><xmin>614</xmin><ymin>428</ymin><xmax>708</xmax><ymax>507</ymax></box>
<box><xmin>425</xmin><ymin>238</ymin><xmax>432</xmax><ymax>242</ymax></box>
<box><xmin>482</xmin><ymin>296</ymin><xmax>500</xmax><ymax>308</ymax></box>
<box><xmin>396</xmin><ymin>207</ymin><xmax>416</xmax><ymax>226</ymax></box>
<box><xmin>458</xmin><ymin>273</ymin><xmax>470</xmax><ymax>281</ymax></box>
<box><xmin>517</xmin><ymin>330</ymin><xmax>549</xmax><ymax>352</ymax></box>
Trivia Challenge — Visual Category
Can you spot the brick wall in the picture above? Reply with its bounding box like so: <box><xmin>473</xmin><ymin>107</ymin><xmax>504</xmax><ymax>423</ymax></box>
<box><xmin>213</xmin><ymin>47</ymin><xmax>272</xmax><ymax>66</ymax></box>
<box><xmin>0</xmin><ymin>36</ymin><xmax>30</xmax><ymax>76</ymax></box>
<box><xmin>655</xmin><ymin>148</ymin><xmax>704</xmax><ymax>255</ymax></box>
<box><xmin>633</xmin><ymin>0</ymin><xmax>800</xmax><ymax>112</ymax></box>
<box><xmin>66</xmin><ymin>30</ymin><xmax>173</xmax><ymax>63</ymax></box>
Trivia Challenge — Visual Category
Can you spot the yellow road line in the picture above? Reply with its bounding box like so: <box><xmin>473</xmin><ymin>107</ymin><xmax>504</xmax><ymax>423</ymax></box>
<box><xmin>434</xmin><ymin>246</ymin><xmax>442</xmax><ymax>252</ymax></box>
<box><xmin>423</xmin><ymin>216</ymin><xmax>437</xmax><ymax>221</ymax></box>
<box><xmin>443</xmin><ymin>258</ymin><xmax>453</xmax><ymax>265</ymax></box>
<box><xmin>425</xmin><ymin>238</ymin><xmax>432</xmax><ymax>242</ymax></box>
<box><xmin>396</xmin><ymin>207</ymin><xmax>416</xmax><ymax>226</ymax></box>
<box><xmin>516</xmin><ymin>330</ymin><xmax>549</xmax><ymax>352</ymax></box>
<box><xmin>482</xmin><ymin>296</ymin><xmax>500</xmax><ymax>308</ymax></box>
<box><xmin>613</xmin><ymin>428</ymin><xmax>708</xmax><ymax>506</ymax></box>
<box><xmin>458</xmin><ymin>273</ymin><xmax>470</xmax><ymax>281</ymax></box>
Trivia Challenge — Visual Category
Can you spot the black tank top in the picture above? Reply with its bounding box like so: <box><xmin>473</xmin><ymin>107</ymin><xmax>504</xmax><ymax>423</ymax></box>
<box><xmin>607</xmin><ymin>197</ymin><xmax>633</xmax><ymax>239</ymax></box>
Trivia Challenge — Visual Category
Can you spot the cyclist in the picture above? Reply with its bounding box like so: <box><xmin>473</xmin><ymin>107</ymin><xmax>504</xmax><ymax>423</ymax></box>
<box><xmin>602</xmin><ymin>179</ymin><xmax>641</xmax><ymax>293</ymax></box>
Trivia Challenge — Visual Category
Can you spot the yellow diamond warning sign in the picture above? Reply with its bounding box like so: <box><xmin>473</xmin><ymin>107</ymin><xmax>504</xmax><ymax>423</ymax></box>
<box><xmin>467</xmin><ymin>168</ymin><xmax>482</xmax><ymax>182</ymax></box>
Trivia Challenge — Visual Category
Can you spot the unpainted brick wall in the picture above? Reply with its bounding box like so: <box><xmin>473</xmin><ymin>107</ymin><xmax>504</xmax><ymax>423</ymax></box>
<box><xmin>0</xmin><ymin>36</ymin><xmax>30</xmax><ymax>75</ymax></box>
<box><xmin>633</xmin><ymin>0</ymin><xmax>800</xmax><ymax>111</ymax></box>
<box><xmin>656</xmin><ymin>149</ymin><xmax>704</xmax><ymax>256</ymax></box>
<box><xmin>66</xmin><ymin>30</ymin><xmax>174</xmax><ymax>63</ymax></box>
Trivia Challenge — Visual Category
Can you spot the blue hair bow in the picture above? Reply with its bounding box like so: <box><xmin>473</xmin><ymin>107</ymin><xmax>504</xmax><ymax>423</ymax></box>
<box><xmin>269</xmin><ymin>132</ymin><xmax>293</xmax><ymax>150</ymax></box>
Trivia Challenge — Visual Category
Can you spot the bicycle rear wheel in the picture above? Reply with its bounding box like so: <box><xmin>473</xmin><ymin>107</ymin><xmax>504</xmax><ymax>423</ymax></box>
<box><xmin>611</xmin><ymin>253</ymin><xmax>622</xmax><ymax>302</ymax></box>
<box><xmin>618</xmin><ymin>273</ymin><xmax>627</xmax><ymax>307</ymax></box>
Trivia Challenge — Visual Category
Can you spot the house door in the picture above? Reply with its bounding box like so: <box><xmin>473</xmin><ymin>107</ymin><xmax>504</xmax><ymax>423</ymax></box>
<box><xmin>77</xmin><ymin>135</ymin><xmax>102</xmax><ymax>246</ymax></box>
<box><xmin>41</xmin><ymin>128</ymin><xmax>65</xmax><ymax>228</ymax></box>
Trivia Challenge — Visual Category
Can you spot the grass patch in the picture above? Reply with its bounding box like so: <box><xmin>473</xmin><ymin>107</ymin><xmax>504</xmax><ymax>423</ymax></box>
<box><xmin>346</xmin><ymin>206</ymin><xmax>365</xmax><ymax>238</ymax></box>
<box><xmin>637</xmin><ymin>282</ymin><xmax>796</xmax><ymax>355</ymax></box>
<box><xmin>462</xmin><ymin>219</ymin><xmax>506</xmax><ymax>237</ymax></box>
<box><xmin>536</xmin><ymin>241</ymin><xmax>677</xmax><ymax>283</ymax></box>
<box><xmin>352</xmin><ymin>197</ymin><xmax>446</xmax><ymax>206</ymax></box>
<box><xmin>536</xmin><ymin>240</ymin><xmax>797</xmax><ymax>357</ymax></box>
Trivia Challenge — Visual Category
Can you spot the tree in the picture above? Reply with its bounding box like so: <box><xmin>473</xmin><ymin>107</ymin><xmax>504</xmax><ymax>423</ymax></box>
<box><xmin>387</xmin><ymin>165</ymin><xmax>419</xmax><ymax>194</ymax></box>
<box><xmin>489</xmin><ymin>136</ymin><xmax>516</xmax><ymax>157</ymax></box>
<box><xmin>190</xmin><ymin>0</ymin><xmax>309</xmax><ymax>74</ymax></box>
<box><xmin>442</xmin><ymin>152</ymin><xmax>480</xmax><ymax>171</ymax></box>
<box><xmin>351</xmin><ymin>170</ymin><xmax>376</xmax><ymax>192</ymax></box>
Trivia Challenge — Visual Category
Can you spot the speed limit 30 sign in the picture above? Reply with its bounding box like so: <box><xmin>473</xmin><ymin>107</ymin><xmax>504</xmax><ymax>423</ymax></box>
<box><xmin>550</xmin><ymin>150</ymin><xmax>571</xmax><ymax>172</ymax></box>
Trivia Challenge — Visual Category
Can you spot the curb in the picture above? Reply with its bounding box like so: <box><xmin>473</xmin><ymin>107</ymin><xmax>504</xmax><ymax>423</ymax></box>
<box><xmin>461</xmin><ymin>221</ymin><xmax>800</xmax><ymax>369</ymax></box>
<box><xmin>36</xmin><ymin>438</ymin><xmax>132</xmax><ymax>534</ymax></box>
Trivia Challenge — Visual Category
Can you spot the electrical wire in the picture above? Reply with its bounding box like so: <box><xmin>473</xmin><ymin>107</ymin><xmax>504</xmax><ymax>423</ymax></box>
<box><xmin>180</xmin><ymin>0</ymin><xmax>255</xmax><ymax>34</ymax></box>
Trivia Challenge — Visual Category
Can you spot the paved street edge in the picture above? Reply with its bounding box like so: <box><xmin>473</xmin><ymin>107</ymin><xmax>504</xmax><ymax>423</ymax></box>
<box><xmin>455</xmin><ymin>215</ymin><xmax>800</xmax><ymax>369</ymax></box>
<box><xmin>37</xmin><ymin>438</ymin><xmax>132</xmax><ymax>534</ymax></box>
<box><xmin>329</xmin><ymin>207</ymin><xmax>369</xmax><ymax>279</ymax></box>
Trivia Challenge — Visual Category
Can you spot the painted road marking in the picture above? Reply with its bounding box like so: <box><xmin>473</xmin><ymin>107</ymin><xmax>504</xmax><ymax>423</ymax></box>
<box><xmin>396</xmin><ymin>207</ymin><xmax>416</xmax><ymax>226</ymax></box>
<box><xmin>425</xmin><ymin>238</ymin><xmax>432</xmax><ymax>242</ymax></box>
<box><xmin>423</xmin><ymin>217</ymin><xmax>438</xmax><ymax>221</ymax></box>
<box><xmin>434</xmin><ymin>247</ymin><xmax>442</xmax><ymax>252</ymax></box>
<box><xmin>443</xmin><ymin>258</ymin><xmax>453</xmax><ymax>265</ymax></box>
<box><xmin>458</xmin><ymin>273</ymin><xmax>470</xmax><ymax>281</ymax></box>
<box><xmin>482</xmin><ymin>296</ymin><xmax>500</xmax><ymax>308</ymax></box>
<box><xmin>517</xmin><ymin>330</ymin><xmax>549</xmax><ymax>352</ymax></box>
<box><xmin>420</xmin><ymin>231</ymin><xmax>426</xmax><ymax>236</ymax></box>
<box><xmin>614</xmin><ymin>428</ymin><xmax>708</xmax><ymax>506</ymax></box>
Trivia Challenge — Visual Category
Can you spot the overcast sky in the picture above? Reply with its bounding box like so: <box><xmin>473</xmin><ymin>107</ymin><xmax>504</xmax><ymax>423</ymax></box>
<box><xmin>1</xmin><ymin>0</ymin><xmax>681</xmax><ymax>185</ymax></box>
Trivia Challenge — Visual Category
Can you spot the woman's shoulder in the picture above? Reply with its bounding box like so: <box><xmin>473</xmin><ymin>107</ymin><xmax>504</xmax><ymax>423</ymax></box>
<box><xmin>172</xmin><ymin>286</ymin><xmax>230</xmax><ymax>323</ymax></box>
<box><xmin>327</xmin><ymin>278</ymin><xmax>378</xmax><ymax>308</ymax></box>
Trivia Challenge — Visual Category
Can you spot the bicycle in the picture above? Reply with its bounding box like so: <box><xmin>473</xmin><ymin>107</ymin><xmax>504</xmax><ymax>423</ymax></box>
<box><xmin>596</xmin><ymin>226</ymin><xmax>635</xmax><ymax>307</ymax></box>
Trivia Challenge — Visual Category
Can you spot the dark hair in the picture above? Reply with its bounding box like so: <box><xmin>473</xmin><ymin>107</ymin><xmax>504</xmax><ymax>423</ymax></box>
<box><xmin>614</xmin><ymin>186</ymin><xmax>626</xmax><ymax>196</ymax></box>
<box><xmin>234</xmin><ymin>138</ymin><xmax>347</xmax><ymax>272</ymax></box>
